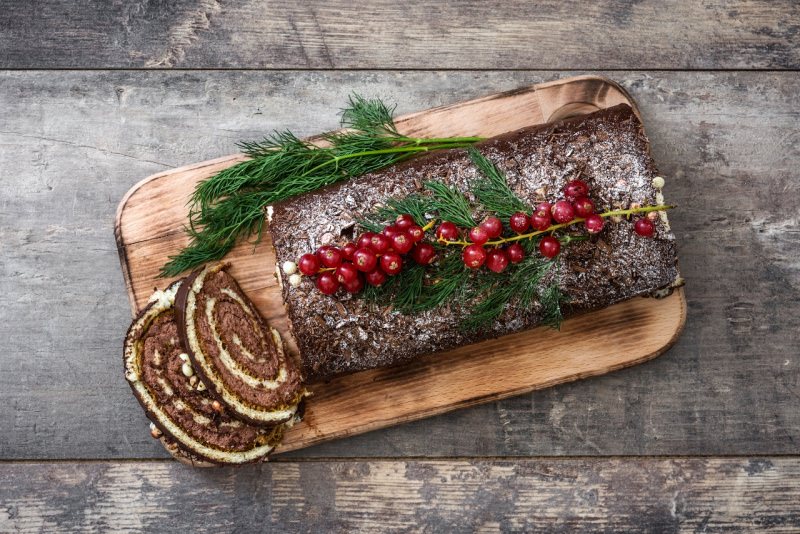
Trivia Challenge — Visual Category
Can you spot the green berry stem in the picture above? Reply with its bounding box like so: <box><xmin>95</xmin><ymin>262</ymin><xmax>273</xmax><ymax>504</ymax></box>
<box><xmin>437</xmin><ymin>204</ymin><xmax>675</xmax><ymax>248</ymax></box>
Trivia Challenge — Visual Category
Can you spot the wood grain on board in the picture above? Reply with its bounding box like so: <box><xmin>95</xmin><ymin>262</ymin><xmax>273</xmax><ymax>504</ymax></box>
<box><xmin>2</xmin><ymin>71</ymin><xmax>799</xmax><ymax>459</ymax></box>
<box><xmin>278</xmin><ymin>293</ymin><xmax>683</xmax><ymax>452</ymax></box>
<box><xmin>114</xmin><ymin>76</ymin><xmax>685</xmax><ymax>453</ymax></box>
<box><xmin>1</xmin><ymin>1</ymin><xmax>798</xmax><ymax>69</ymax></box>
<box><xmin>3</xmin><ymin>458</ymin><xmax>799</xmax><ymax>532</ymax></box>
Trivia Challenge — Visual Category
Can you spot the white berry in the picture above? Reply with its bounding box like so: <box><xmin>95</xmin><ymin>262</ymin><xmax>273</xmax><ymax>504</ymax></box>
<box><xmin>282</xmin><ymin>261</ymin><xmax>297</xmax><ymax>275</ymax></box>
<box><xmin>652</xmin><ymin>176</ymin><xmax>665</xmax><ymax>189</ymax></box>
<box><xmin>288</xmin><ymin>273</ymin><xmax>302</xmax><ymax>288</ymax></box>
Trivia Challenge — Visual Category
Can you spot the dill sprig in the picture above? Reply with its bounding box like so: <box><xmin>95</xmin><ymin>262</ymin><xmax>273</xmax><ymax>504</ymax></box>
<box><xmin>469</xmin><ymin>148</ymin><xmax>528</xmax><ymax>220</ymax></box>
<box><xmin>392</xmin><ymin>264</ymin><xmax>427</xmax><ymax>312</ymax></box>
<box><xmin>413</xmin><ymin>253</ymin><xmax>471</xmax><ymax>313</ymax></box>
<box><xmin>358</xmin><ymin>193</ymin><xmax>433</xmax><ymax>233</ymax></box>
<box><xmin>461</xmin><ymin>254</ymin><xmax>557</xmax><ymax>332</ymax></box>
<box><xmin>538</xmin><ymin>283</ymin><xmax>565</xmax><ymax>329</ymax></box>
<box><xmin>361</xmin><ymin>262</ymin><xmax>423</xmax><ymax>309</ymax></box>
<box><xmin>161</xmin><ymin>94</ymin><xmax>484</xmax><ymax>277</ymax></box>
<box><xmin>424</xmin><ymin>181</ymin><xmax>477</xmax><ymax>228</ymax></box>
<box><xmin>361</xmin><ymin>254</ymin><xmax>469</xmax><ymax>315</ymax></box>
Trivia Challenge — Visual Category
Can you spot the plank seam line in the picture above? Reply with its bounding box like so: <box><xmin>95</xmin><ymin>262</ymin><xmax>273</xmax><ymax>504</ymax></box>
<box><xmin>4</xmin><ymin>454</ymin><xmax>800</xmax><ymax>464</ymax></box>
<box><xmin>1</xmin><ymin>67</ymin><xmax>799</xmax><ymax>73</ymax></box>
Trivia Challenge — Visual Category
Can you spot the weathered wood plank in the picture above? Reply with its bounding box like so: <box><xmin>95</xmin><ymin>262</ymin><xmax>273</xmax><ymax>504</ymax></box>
<box><xmin>1</xmin><ymin>71</ymin><xmax>798</xmax><ymax>459</ymax></box>
<box><xmin>2</xmin><ymin>458</ymin><xmax>799</xmax><ymax>532</ymax></box>
<box><xmin>1</xmin><ymin>1</ymin><xmax>798</xmax><ymax>69</ymax></box>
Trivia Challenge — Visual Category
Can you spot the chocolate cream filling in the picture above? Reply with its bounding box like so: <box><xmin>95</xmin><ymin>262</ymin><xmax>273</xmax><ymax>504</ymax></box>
<box><xmin>176</xmin><ymin>263</ymin><xmax>307</xmax><ymax>425</ymax></box>
<box><xmin>123</xmin><ymin>282</ymin><xmax>284</xmax><ymax>464</ymax></box>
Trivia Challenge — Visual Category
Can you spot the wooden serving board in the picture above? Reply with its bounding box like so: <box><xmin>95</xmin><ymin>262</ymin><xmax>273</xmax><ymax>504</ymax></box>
<box><xmin>115</xmin><ymin>75</ymin><xmax>686</xmax><ymax>454</ymax></box>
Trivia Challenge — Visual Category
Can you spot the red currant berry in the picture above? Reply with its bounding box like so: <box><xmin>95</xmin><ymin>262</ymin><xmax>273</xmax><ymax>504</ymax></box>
<box><xmin>352</xmin><ymin>247</ymin><xmax>378</xmax><ymax>272</ymax></box>
<box><xmin>391</xmin><ymin>231</ymin><xmax>414</xmax><ymax>254</ymax></box>
<box><xmin>530</xmin><ymin>212</ymin><xmax>551</xmax><ymax>232</ymax></box>
<box><xmin>365</xmin><ymin>268</ymin><xmax>387</xmax><ymax>287</ymax></box>
<box><xmin>335</xmin><ymin>262</ymin><xmax>359</xmax><ymax>285</ymax></box>
<box><xmin>634</xmin><ymin>217</ymin><xmax>655</xmax><ymax>238</ymax></box>
<box><xmin>343</xmin><ymin>273</ymin><xmax>364</xmax><ymax>294</ymax></box>
<box><xmin>395</xmin><ymin>214</ymin><xmax>415</xmax><ymax>230</ymax></box>
<box><xmin>317</xmin><ymin>246</ymin><xmax>343</xmax><ymax>268</ymax></box>
<box><xmin>507</xmin><ymin>243</ymin><xmax>525</xmax><ymax>263</ymax></box>
<box><xmin>380</xmin><ymin>252</ymin><xmax>403</xmax><ymax>275</ymax></box>
<box><xmin>539</xmin><ymin>236</ymin><xmax>561</xmax><ymax>259</ymax></box>
<box><xmin>369</xmin><ymin>233</ymin><xmax>391</xmax><ymax>254</ymax></box>
<box><xmin>382</xmin><ymin>224</ymin><xmax>401</xmax><ymax>238</ymax></box>
<box><xmin>411</xmin><ymin>242</ymin><xmax>436</xmax><ymax>265</ymax></box>
<box><xmin>551</xmin><ymin>200</ymin><xmax>576</xmax><ymax>224</ymax></box>
<box><xmin>585</xmin><ymin>214</ymin><xmax>605</xmax><ymax>234</ymax></box>
<box><xmin>298</xmin><ymin>253</ymin><xmax>320</xmax><ymax>276</ymax></box>
<box><xmin>486</xmin><ymin>248</ymin><xmax>510</xmax><ymax>273</ymax></box>
<box><xmin>469</xmin><ymin>226</ymin><xmax>490</xmax><ymax>246</ymax></box>
<box><xmin>509</xmin><ymin>212</ymin><xmax>530</xmax><ymax>234</ymax></box>
<box><xmin>564</xmin><ymin>179</ymin><xmax>589</xmax><ymax>201</ymax></box>
<box><xmin>436</xmin><ymin>221</ymin><xmax>459</xmax><ymax>242</ymax></box>
<box><xmin>406</xmin><ymin>224</ymin><xmax>425</xmax><ymax>242</ymax></box>
<box><xmin>342</xmin><ymin>242</ymin><xmax>357</xmax><ymax>261</ymax></box>
<box><xmin>357</xmin><ymin>232</ymin><xmax>375</xmax><ymax>250</ymax></box>
<box><xmin>462</xmin><ymin>244</ymin><xmax>487</xmax><ymax>269</ymax></box>
<box><xmin>480</xmin><ymin>216</ymin><xmax>503</xmax><ymax>239</ymax></box>
<box><xmin>535</xmin><ymin>202</ymin><xmax>552</xmax><ymax>218</ymax></box>
<box><xmin>573</xmin><ymin>196</ymin><xmax>595</xmax><ymax>218</ymax></box>
<box><xmin>316</xmin><ymin>272</ymin><xmax>339</xmax><ymax>295</ymax></box>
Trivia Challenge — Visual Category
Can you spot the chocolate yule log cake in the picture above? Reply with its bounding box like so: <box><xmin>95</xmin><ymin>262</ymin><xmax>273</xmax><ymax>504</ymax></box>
<box><xmin>269</xmin><ymin>104</ymin><xmax>681</xmax><ymax>381</ymax></box>
<box><xmin>123</xmin><ymin>281</ymin><xmax>289</xmax><ymax>464</ymax></box>
<box><xmin>175</xmin><ymin>263</ymin><xmax>307</xmax><ymax>426</ymax></box>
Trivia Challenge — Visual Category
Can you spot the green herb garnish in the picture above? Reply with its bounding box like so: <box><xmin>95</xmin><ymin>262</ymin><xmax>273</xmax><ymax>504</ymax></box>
<box><xmin>161</xmin><ymin>95</ymin><xmax>484</xmax><ymax>277</ymax></box>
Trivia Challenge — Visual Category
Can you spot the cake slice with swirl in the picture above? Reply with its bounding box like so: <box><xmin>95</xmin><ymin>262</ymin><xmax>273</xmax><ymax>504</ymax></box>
<box><xmin>175</xmin><ymin>263</ymin><xmax>307</xmax><ymax>426</ymax></box>
<box><xmin>123</xmin><ymin>281</ymin><xmax>287</xmax><ymax>464</ymax></box>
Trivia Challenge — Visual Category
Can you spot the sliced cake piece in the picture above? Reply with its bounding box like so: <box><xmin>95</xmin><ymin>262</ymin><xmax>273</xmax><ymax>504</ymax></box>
<box><xmin>123</xmin><ymin>281</ymin><xmax>287</xmax><ymax>465</ymax></box>
<box><xmin>175</xmin><ymin>263</ymin><xmax>307</xmax><ymax>426</ymax></box>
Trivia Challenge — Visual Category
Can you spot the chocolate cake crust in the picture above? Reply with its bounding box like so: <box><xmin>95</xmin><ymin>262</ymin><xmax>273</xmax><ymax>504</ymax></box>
<box><xmin>269</xmin><ymin>104</ymin><xmax>680</xmax><ymax>382</ymax></box>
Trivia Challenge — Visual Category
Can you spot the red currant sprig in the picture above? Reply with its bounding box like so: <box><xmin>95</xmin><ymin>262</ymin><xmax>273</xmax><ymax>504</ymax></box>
<box><xmin>286</xmin><ymin>179</ymin><xmax>673</xmax><ymax>297</ymax></box>
<box><xmin>286</xmin><ymin>214</ymin><xmax>438</xmax><ymax>296</ymax></box>
<box><xmin>433</xmin><ymin>178</ymin><xmax>672</xmax><ymax>269</ymax></box>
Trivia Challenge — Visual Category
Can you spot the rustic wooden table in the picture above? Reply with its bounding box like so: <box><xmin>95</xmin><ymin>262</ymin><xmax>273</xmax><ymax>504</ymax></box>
<box><xmin>2</xmin><ymin>2</ymin><xmax>799</xmax><ymax>532</ymax></box>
